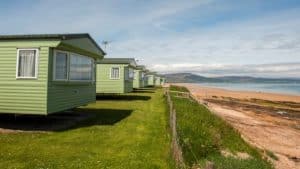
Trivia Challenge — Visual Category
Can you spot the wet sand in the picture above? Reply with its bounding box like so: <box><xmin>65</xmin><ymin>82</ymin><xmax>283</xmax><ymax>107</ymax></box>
<box><xmin>176</xmin><ymin>83</ymin><xmax>300</xmax><ymax>169</ymax></box>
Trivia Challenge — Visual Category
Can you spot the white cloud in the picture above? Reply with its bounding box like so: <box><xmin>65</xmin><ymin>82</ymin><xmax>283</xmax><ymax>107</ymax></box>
<box><xmin>0</xmin><ymin>0</ymin><xmax>211</xmax><ymax>36</ymax></box>
<box><xmin>107</xmin><ymin>7</ymin><xmax>300</xmax><ymax>74</ymax></box>
<box><xmin>1</xmin><ymin>1</ymin><xmax>300</xmax><ymax>77</ymax></box>
<box><xmin>151</xmin><ymin>62</ymin><xmax>300</xmax><ymax>78</ymax></box>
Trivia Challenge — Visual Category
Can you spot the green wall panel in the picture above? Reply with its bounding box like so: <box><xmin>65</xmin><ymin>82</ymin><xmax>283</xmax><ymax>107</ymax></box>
<box><xmin>96</xmin><ymin>64</ymin><xmax>133</xmax><ymax>93</ymax></box>
<box><xmin>0</xmin><ymin>45</ymin><xmax>49</xmax><ymax>114</ymax></box>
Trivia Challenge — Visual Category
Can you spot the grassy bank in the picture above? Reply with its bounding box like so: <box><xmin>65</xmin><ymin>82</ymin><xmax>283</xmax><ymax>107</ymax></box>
<box><xmin>170</xmin><ymin>85</ymin><xmax>189</xmax><ymax>92</ymax></box>
<box><xmin>170</xmin><ymin>85</ymin><xmax>273</xmax><ymax>169</ymax></box>
<box><xmin>0</xmin><ymin>88</ymin><xmax>173</xmax><ymax>169</ymax></box>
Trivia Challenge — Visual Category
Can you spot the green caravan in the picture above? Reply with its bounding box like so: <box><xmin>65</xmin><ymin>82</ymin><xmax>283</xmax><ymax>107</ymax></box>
<box><xmin>0</xmin><ymin>34</ymin><xmax>105</xmax><ymax>115</ymax></box>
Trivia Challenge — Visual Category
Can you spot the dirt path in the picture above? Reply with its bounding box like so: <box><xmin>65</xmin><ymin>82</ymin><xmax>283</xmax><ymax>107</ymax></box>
<box><xmin>179</xmin><ymin>84</ymin><xmax>300</xmax><ymax>169</ymax></box>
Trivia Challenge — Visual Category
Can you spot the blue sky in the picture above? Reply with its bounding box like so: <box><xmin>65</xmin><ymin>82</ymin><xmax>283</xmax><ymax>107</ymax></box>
<box><xmin>1</xmin><ymin>0</ymin><xmax>300</xmax><ymax>77</ymax></box>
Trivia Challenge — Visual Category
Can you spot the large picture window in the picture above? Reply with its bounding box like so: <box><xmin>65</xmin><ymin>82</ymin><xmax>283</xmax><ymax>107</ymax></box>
<box><xmin>110</xmin><ymin>67</ymin><xmax>120</xmax><ymax>79</ymax></box>
<box><xmin>16</xmin><ymin>49</ymin><xmax>38</xmax><ymax>78</ymax></box>
<box><xmin>53</xmin><ymin>50</ymin><xmax>94</xmax><ymax>82</ymax></box>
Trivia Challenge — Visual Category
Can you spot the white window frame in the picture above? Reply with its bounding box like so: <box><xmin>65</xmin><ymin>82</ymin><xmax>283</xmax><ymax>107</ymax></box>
<box><xmin>53</xmin><ymin>50</ymin><xmax>69</xmax><ymax>81</ymax></box>
<box><xmin>110</xmin><ymin>66</ymin><xmax>121</xmax><ymax>80</ymax></box>
<box><xmin>16</xmin><ymin>48</ymin><xmax>39</xmax><ymax>79</ymax></box>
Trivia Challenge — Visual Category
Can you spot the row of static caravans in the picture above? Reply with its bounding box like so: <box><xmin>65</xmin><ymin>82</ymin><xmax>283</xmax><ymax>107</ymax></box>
<box><xmin>0</xmin><ymin>33</ymin><xmax>162</xmax><ymax>115</ymax></box>
<box><xmin>96</xmin><ymin>58</ymin><xmax>165</xmax><ymax>94</ymax></box>
<box><xmin>145</xmin><ymin>72</ymin><xmax>165</xmax><ymax>87</ymax></box>
<box><xmin>96</xmin><ymin>59</ymin><xmax>164</xmax><ymax>93</ymax></box>
<box><xmin>96</xmin><ymin>58</ymin><xmax>148</xmax><ymax>94</ymax></box>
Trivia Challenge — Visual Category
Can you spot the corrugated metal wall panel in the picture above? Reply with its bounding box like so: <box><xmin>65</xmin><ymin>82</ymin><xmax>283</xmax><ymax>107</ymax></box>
<box><xmin>96</xmin><ymin>64</ymin><xmax>125</xmax><ymax>93</ymax></box>
<box><xmin>133</xmin><ymin>70</ymin><xmax>142</xmax><ymax>88</ymax></box>
<box><xmin>147</xmin><ymin>75</ymin><xmax>155</xmax><ymax>86</ymax></box>
<box><xmin>0</xmin><ymin>45</ymin><xmax>49</xmax><ymax>114</ymax></box>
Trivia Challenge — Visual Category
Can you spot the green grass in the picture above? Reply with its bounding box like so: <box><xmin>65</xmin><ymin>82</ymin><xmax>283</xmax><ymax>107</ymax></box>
<box><xmin>170</xmin><ymin>85</ymin><xmax>189</xmax><ymax>92</ymax></box>
<box><xmin>0</xmin><ymin>89</ymin><xmax>173</xmax><ymax>169</ymax></box>
<box><xmin>170</xmin><ymin>86</ymin><xmax>273</xmax><ymax>169</ymax></box>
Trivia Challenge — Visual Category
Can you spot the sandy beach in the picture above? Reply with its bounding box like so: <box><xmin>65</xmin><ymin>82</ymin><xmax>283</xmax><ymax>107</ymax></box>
<box><xmin>176</xmin><ymin>83</ymin><xmax>300</xmax><ymax>169</ymax></box>
<box><xmin>179</xmin><ymin>83</ymin><xmax>300</xmax><ymax>103</ymax></box>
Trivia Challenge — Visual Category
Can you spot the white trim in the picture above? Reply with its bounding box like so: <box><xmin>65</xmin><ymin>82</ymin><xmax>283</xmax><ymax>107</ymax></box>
<box><xmin>53</xmin><ymin>49</ymin><xmax>69</xmax><ymax>81</ymax></box>
<box><xmin>16</xmin><ymin>48</ymin><xmax>39</xmax><ymax>79</ymax></box>
<box><xmin>110</xmin><ymin>66</ymin><xmax>121</xmax><ymax>80</ymax></box>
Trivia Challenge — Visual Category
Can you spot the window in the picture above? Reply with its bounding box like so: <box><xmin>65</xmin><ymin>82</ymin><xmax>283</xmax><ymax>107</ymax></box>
<box><xmin>141</xmin><ymin>72</ymin><xmax>145</xmax><ymax>78</ymax></box>
<box><xmin>91</xmin><ymin>60</ymin><xmax>95</xmax><ymax>80</ymax></box>
<box><xmin>129</xmin><ymin>68</ymin><xmax>134</xmax><ymax>79</ymax></box>
<box><xmin>110</xmin><ymin>67</ymin><xmax>120</xmax><ymax>79</ymax></box>
<box><xmin>69</xmin><ymin>54</ymin><xmax>93</xmax><ymax>81</ymax></box>
<box><xmin>53</xmin><ymin>50</ymin><xmax>94</xmax><ymax>82</ymax></box>
<box><xmin>17</xmin><ymin>49</ymin><xmax>38</xmax><ymax>79</ymax></box>
<box><xmin>133</xmin><ymin>70</ymin><xmax>136</xmax><ymax>80</ymax></box>
<box><xmin>54</xmin><ymin>51</ymin><xmax>68</xmax><ymax>80</ymax></box>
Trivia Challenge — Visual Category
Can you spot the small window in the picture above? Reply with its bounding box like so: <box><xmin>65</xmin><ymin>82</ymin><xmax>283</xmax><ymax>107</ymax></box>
<box><xmin>54</xmin><ymin>51</ymin><xmax>68</xmax><ymax>80</ymax></box>
<box><xmin>141</xmin><ymin>73</ymin><xmax>145</xmax><ymax>78</ymax></box>
<box><xmin>110</xmin><ymin>67</ymin><xmax>120</xmax><ymax>79</ymax></box>
<box><xmin>133</xmin><ymin>70</ymin><xmax>136</xmax><ymax>80</ymax></box>
<box><xmin>17</xmin><ymin>49</ymin><xmax>38</xmax><ymax>78</ymax></box>
<box><xmin>129</xmin><ymin>68</ymin><xmax>134</xmax><ymax>79</ymax></box>
<box><xmin>92</xmin><ymin>60</ymin><xmax>95</xmax><ymax>82</ymax></box>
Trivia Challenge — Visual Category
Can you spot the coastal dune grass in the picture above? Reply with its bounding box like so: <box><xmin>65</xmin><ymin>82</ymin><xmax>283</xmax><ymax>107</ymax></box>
<box><xmin>170</xmin><ymin>85</ymin><xmax>273</xmax><ymax>169</ymax></box>
<box><xmin>0</xmin><ymin>88</ymin><xmax>173</xmax><ymax>169</ymax></box>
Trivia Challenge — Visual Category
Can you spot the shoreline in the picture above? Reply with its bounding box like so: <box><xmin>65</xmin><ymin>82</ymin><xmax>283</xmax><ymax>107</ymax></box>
<box><xmin>194</xmin><ymin>83</ymin><xmax>300</xmax><ymax>97</ymax></box>
<box><xmin>176</xmin><ymin>83</ymin><xmax>300</xmax><ymax>103</ymax></box>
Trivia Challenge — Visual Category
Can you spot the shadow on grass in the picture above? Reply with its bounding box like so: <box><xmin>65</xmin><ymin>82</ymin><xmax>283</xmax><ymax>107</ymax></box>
<box><xmin>0</xmin><ymin>108</ymin><xmax>132</xmax><ymax>132</ymax></box>
<box><xmin>96</xmin><ymin>95</ymin><xmax>151</xmax><ymax>101</ymax></box>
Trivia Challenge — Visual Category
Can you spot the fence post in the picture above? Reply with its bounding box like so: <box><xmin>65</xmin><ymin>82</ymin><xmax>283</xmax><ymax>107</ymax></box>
<box><xmin>166</xmin><ymin>88</ymin><xmax>185</xmax><ymax>168</ymax></box>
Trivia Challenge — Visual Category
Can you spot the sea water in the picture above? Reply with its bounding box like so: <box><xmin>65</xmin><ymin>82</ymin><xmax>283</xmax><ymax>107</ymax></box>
<box><xmin>196</xmin><ymin>82</ymin><xmax>300</xmax><ymax>96</ymax></box>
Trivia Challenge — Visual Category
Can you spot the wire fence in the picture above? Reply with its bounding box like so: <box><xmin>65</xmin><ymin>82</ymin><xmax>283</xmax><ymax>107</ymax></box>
<box><xmin>166</xmin><ymin>88</ymin><xmax>209</xmax><ymax>169</ymax></box>
<box><xmin>166</xmin><ymin>88</ymin><xmax>218</xmax><ymax>169</ymax></box>
<box><xmin>165</xmin><ymin>88</ymin><xmax>185</xmax><ymax>168</ymax></box>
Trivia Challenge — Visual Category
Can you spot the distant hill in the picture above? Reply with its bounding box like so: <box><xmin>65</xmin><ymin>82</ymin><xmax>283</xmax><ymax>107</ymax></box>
<box><xmin>164</xmin><ymin>73</ymin><xmax>300</xmax><ymax>83</ymax></box>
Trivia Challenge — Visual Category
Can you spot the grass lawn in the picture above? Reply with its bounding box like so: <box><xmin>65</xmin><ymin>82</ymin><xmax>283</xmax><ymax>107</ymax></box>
<box><xmin>0</xmin><ymin>88</ymin><xmax>173</xmax><ymax>169</ymax></box>
<box><xmin>170</xmin><ymin>85</ymin><xmax>273</xmax><ymax>169</ymax></box>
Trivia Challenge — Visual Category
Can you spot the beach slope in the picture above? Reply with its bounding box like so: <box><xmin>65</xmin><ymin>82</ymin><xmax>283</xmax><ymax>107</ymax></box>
<box><xmin>179</xmin><ymin>83</ymin><xmax>300</xmax><ymax>169</ymax></box>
